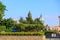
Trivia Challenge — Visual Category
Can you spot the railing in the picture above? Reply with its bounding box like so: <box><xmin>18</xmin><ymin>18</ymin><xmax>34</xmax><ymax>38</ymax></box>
<box><xmin>46</xmin><ymin>38</ymin><xmax>60</xmax><ymax>40</ymax></box>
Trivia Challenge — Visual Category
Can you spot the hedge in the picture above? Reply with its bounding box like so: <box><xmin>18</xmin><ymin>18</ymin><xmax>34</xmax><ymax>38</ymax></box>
<box><xmin>0</xmin><ymin>32</ymin><xmax>44</xmax><ymax>36</ymax></box>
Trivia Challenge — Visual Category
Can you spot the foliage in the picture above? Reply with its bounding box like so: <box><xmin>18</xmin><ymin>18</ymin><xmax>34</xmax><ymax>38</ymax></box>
<box><xmin>0</xmin><ymin>2</ymin><xmax>6</xmax><ymax>21</ymax></box>
<box><xmin>19</xmin><ymin>17</ymin><xmax>24</xmax><ymax>23</ymax></box>
<box><xmin>46</xmin><ymin>30</ymin><xmax>58</xmax><ymax>33</ymax></box>
<box><xmin>0</xmin><ymin>26</ymin><xmax>6</xmax><ymax>32</ymax></box>
<box><xmin>6</xmin><ymin>18</ymin><xmax>16</xmax><ymax>28</ymax></box>
<box><xmin>26</xmin><ymin>11</ymin><xmax>33</xmax><ymax>24</ymax></box>
<box><xmin>0</xmin><ymin>2</ymin><xmax>6</xmax><ymax>13</ymax></box>
<box><xmin>15</xmin><ymin>24</ymin><xmax>46</xmax><ymax>32</ymax></box>
<box><xmin>16</xmin><ymin>11</ymin><xmax>46</xmax><ymax>32</ymax></box>
<box><xmin>0</xmin><ymin>32</ymin><xmax>44</xmax><ymax>36</ymax></box>
<box><xmin>34</xmin><ymin>18</ymin><xmax>43</xmax><ymax>24</ymax></box>
<box><xmin>0</xmin><ymin>2</ymin><xmax>46</xmax><ymax>34</ymax></box>
<box><xmin>5</xmin><ymin>28</ymin><xmax>12</xmax><ymax>32</ymax></box>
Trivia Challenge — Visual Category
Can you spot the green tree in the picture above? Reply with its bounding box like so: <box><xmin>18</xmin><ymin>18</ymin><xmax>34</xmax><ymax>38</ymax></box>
<box><xmin>0</xmin><ymin>18</ymin><xmax>7</xmax><ymax>26</ymax></box>
<box><xmin>6</xmin><ymin>18</ymin><xmax>16</xmax><ymax>28</ymax></box>
<box><xmin>15</xmin><ymin>23</ymin><xmax>25</xmax><ymax>32</ymax></box>
<box><xmin>19</xmin><ymin>17</ymin><xmax>25</xmax><ymax>23</ymax></box>
<box><xmin>0</xmin><ymin>26</ymin><xmax>6</xmax><ymax>32</ymax></box>
<box><xmin>26</xmin><ymin>11</ymin><xmax>33</xmax><ymax>24</ymax></box>
<box><xmin>34</xmin><ymin>18</ymin><xmax>43</xmax><ymax>25</ymax></box>
<box><xmin>34</xmin><ymin>18</ymin><xmax>40</xmax><ymax>24</ymax></box>
<box><xmin>0</xmin><ymin>2</ymin><xmax>6</xmax><ymax>21</ymax></box>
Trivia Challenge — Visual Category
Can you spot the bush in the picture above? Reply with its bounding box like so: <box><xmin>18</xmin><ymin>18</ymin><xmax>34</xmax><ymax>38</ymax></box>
<box><xmin>0</xmin><ymin>32</ymin><xmax>44</xmax><ymax>36</ymax></box>
<box><xmin>0</xmin><ymin>26</ymin><xmax>6</xmax><ymax>32</ymax></box>
<box><xmin>5</xmin><ymin>28</ymin><xmax>12</xmax><ymax>32</ymax></box>
<box><xmin>16</xmin><ymin>24</ymin><xmax>46</xmax><ymax>32</ymax></box>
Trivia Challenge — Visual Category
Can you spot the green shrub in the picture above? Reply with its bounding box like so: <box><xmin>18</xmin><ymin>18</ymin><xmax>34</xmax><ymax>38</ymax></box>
<box><xmin>0</xmin><ymin>26</ymin><xmax>6</xmax><ymax>32</ymax></box>
<box><xmin>5</xmin><ymin>28</ymin><xmax>12</xmax><ymax>32</ymax></box>
<box><xmin>0</xmin><ymin>32</ymin><xmax>44</xmax><ymax>36</ymax></box>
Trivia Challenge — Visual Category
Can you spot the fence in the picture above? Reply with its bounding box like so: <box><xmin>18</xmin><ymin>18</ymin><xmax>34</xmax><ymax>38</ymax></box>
<box><xmin>46</xmin><ymin>38</ymin><xmax>60</xmax><ymax>40</ymax></box>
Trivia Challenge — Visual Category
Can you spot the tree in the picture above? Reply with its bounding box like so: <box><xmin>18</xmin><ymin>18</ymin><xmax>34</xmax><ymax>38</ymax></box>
<box><xmin>0</xmin><ymin>2</ymin><xmax>6</xmax><ymax>21</ymax></box>
<box><xmin>0</xmin><ymin>2</ymin><xmax>6</xmax><ymax>26</ymax></box>
<box><xmin>6</xmin><ymin>18</ymin><xmax>16</xmax><ymax>28</ymax></box>
<box><xmin>34</xmin><ymin>18</ymin><xmax>40</xmax><ymax>24</ymax></box>
<box><xmin>19</xmin><ymin>17</ymin><xmax>24</xmax><ymax>23</ymax></box>
<box><xmin>0</xmin><ymin>18</ymin><xmax>7</xmax><ymax>26</ymax></box>
<box><xmin>26</xmin><ymin>11</ymin><xmax>33</xmax><ymax>24</ymax></box>
<box><xmin>15</xmin><ymin>23</ymin><xmax>25</xmax><ymax>32</ymax></box>
<box><xmin>0</xmin><ymin>26</ymin><xmax>6</xmax><ymax>32</ymax></box>
<box><xmin>34</xmin><ymin>18</ymin><xmax>43</xmax><ymax>25</ymax></box>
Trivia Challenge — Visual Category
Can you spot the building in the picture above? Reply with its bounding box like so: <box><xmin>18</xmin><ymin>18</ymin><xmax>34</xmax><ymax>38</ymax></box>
<box><xmin>46</xmin><ymin>16</ymin><xmax>60</xmax><ymax>32</ymax></box>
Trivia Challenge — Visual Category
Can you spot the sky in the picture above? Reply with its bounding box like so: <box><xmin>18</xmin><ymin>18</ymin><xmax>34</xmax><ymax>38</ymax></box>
<box><xmin>0</xmin><ymin>0</ymin><xmax>60</xmax><ymax>26</ymax></box>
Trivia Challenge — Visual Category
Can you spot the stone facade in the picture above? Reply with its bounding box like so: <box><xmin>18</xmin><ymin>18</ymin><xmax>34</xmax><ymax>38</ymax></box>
<box><xmin>0</xmin><ymin>36</ymin><xmax>46</xmax><ymax>40</ymax></box>
<box><xmin>46</xmin><ymin>26</ymin><xmax>60</xmax><ymax>32</ymax></box>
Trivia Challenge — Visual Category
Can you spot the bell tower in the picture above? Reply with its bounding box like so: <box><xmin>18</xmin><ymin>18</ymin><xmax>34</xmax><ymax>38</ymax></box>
<box><xmin>58</xmin><ymin>16</ymin><xmax>60</xmax><ymax>27</ymax></box>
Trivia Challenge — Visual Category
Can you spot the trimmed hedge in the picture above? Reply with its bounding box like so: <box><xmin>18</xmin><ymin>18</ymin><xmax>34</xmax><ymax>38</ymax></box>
<box><xmin>0</xmin><ymin>32</ymin><xmax>44</xmax><ymax>36</ymax></box>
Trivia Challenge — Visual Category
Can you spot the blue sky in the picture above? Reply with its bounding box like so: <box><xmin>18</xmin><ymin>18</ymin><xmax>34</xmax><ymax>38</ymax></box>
<box><xmin>0</xmin><ymin>0</ymin><xmax>60</xmax><ymax>26</ymax></box>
